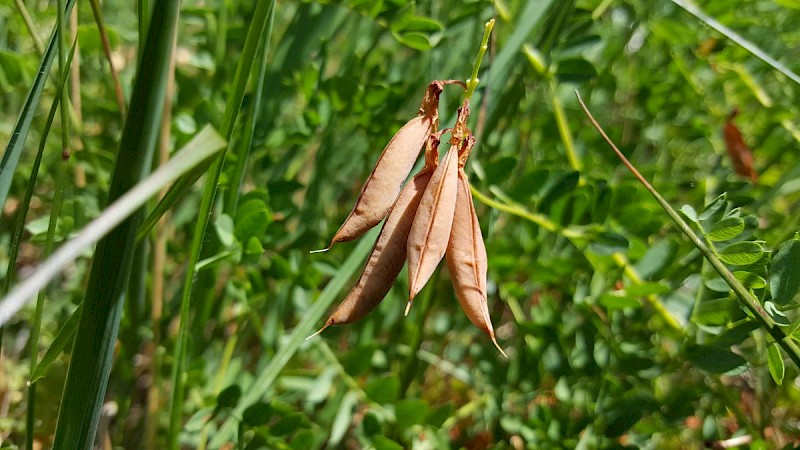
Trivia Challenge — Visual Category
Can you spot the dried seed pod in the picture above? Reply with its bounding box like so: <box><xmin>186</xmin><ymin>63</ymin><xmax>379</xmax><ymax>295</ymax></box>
<box><xmin>317</xmin><ymin>81</ymin><xmax>465</xmax><ymax>252</ymax></box>
<box><xmin>446</xmin><ymin>166</ymin><xmax>506</xmax><ymax>357</ymax></box>
<box><xmin>308</xmin><ymin>134</ymin><xmax>443</xmax><ymax>337</ymax></box>
<box><xmin>723</xmin><ymin>108</ymin><xmax>757</xmax><ymax>182</ymax></box>
<box><xmin>405</xmin><ymin>142</ymin><xmax>460</xmax><ymax>312</ymax></box>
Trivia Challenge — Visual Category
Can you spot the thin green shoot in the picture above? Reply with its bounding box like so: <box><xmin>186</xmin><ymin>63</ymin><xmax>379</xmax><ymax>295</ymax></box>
<box><xmin>465</xmin><ymin>19</ymin><xmax>495</xmax><ymax>101</ymax></box>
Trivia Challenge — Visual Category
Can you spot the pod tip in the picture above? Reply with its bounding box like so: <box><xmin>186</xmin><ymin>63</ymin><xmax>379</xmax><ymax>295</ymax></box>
<box><xmin>306</xmin><ymin>326</ymin><xmax>327</xmax><ymax>340</ymax></box>
<box><xmin>404</xmin><ymin>299</ymin><xmax>413</xmax><ymax>317</ymax></box>
<box><xmin>492</xmin><ymin>338</ymin><xmax>508</xmax><ymax>358</ymax></box>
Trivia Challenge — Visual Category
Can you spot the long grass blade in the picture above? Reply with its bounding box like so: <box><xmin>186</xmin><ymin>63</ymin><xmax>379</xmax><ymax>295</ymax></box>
<box><xmin>46</xmin><ymin>3</ymin><xmax>181</xmax><ymax>446</ymax></box>
<box><xmin>209</xmin><ymin>227</ymin><xmax>378</xmax><ymax>447</ymax></box>
<box><xmin>0</xmin><ymin>0</ymin><xmax>76</xmax><ymax>223</ymax></box>
<box><xmin>224</xmin><ymin>2</ymin><xmax>277</xmax><ymax>215</ymax></box>
<box><xmin>18</xmin><ymin>35</ymin><xmax>78</xmax><ymax>450</ymax></box>
<box><xmin>168</xmin><ymin>1</ymin><xmax>277</xmax><ymax>447</ymax></box>
<box><xmin>669</xmin><ymin>0</ymin><xmax>800</xmax><ymax>86</ymax></box>
<box><xmin>0</xmin><ymin>126</ymin><xmax>224</xmax><ymax>326</ymax></box>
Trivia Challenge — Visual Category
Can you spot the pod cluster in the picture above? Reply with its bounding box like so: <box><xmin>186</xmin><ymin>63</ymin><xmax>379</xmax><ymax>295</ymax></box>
<box><xmin>310</xmin><ymin>81</ymin><xmax>505</xmax><ymax>357</ymax></box>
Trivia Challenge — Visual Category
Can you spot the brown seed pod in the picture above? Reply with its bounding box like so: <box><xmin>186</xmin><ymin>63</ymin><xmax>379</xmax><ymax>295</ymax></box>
<box><xmin>316</xmin><ymin>80</ymin><xmax>465</xmax><ymax>252</ymax></box>
<box><xmin>308</xmin><ymin>134</ymin><xmax>443</xmax><ymax>337</ymax></box>
<box><xmin>405</xmin><ymin>141</ymin><xmax>460</xmax><ymax>312</ymax></box>
<box><xmin>446</xmin><ymin>165</ymin><xmax>506</xmax><ymax>357</ymax></box>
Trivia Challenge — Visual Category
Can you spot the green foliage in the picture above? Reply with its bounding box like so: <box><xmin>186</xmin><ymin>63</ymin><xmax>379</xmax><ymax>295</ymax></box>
<box><xmin>2</xmin><ymin>0</ymin><xmax>800</xmax><ymax>449</ymax></box>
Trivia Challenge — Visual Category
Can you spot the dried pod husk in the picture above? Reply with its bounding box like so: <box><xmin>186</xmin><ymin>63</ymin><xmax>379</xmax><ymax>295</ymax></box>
<box><xmin>405</xmin><ymin>141</ymin><xmax>460</xmax><ymax>312</ymax></box>
<box><xmin>723</xmin><ymin>108</ymin><xmax>757</xmax><ymax>182</ymax></box>
<box><xmin>321</xmin><ymin>80</ymin><xmax>465</xmax><ymax>251</ymax></box>
<box><xmin>446</xmin><ymin>168</ymin><xmax>506</xmax><ymax>357</ymax></box>
<box><xmin>309</xmin><ymin>134</ymin><xmax>442</xmax><ymax>336</ymax></box>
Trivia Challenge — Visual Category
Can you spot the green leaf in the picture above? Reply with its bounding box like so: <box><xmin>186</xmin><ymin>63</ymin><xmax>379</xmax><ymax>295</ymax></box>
<box><xmin>598</xmin><ymin>292</ymin><xmax>641</xmax><ymax>310</ymax></box>
<box><xmin>216</xmin><ymin>385</ymin><xmax>242</xmax><ymax>410</ymax></box>
<box><xmin>235</xmin><ymin>197</ymin><xmax>271</xmax><ymax>242</ymax></box>
<box><xmin>713</xmin><ymin>321</ymin><xmax>759</xmax><ymax>347</ymax></box>
<box><xmin>555</xmin><ymin>58</ymin><xmax>597</xmax><ymax>82</ymax></box>
<box><xmin>371</xmin><ymin>436</ymin><xmax>404</xmax><ymax>450</ymax></box>
<box><xmin>706</xmin><ymin>217</ymin><xmax>744</xmax><ymax>242</ymax></box>
<box><xmin>364</xmin><ymin>375</ymin><xmax>400</xmax><ymax>404</ymax></box>
<box><xmin>704</xmin><ymin>277</ymin><xmax>731</xmax><ymax>293</ymax></box>
<box><xmin>484</xmin><ymin>157</ymin><xmax>517</xmax><ymax>185</ymax></box>
<box><xmin>588</xmin><ymin>232</ymin><xmax>629</xmax><ymax>256</ymax></box>
<box><xmin>767</xmin><ymin>343</ymin><xmax>785</xmax><ymax>385</ymax></box>
<box><xmin>633</xmin><ymin>238</ymin><xmax>678</xmax><ymax>279</ymax></box>
<box><xmin>0</xmin><ymin>50</ymin><xmax>32</xmax><ymax>87</ymax></box>
<box><xmin>764</xmin><ymin>301</ymin><xmax>791</xmax><ymax>326</ymax></box>
<box><xmin>769</xmin><ymin>239</ymin><xmax>800</xmax><ymax>305</ymax></box>
<box><xmin>30</xmin><ymin>305</ymin><xmax>82</xmax><ymax>383</ymax></box>
<box><xmin>270</xmin><ymin>412</ymin><xmax>309</xmax><ymax>437</ymax></box>
<box><xmin>391</xmin><ymin>15</ymin><xmax>444</xmax><ymax>32</ymax></box>
<box><xmin>243</xmin><ymin>402</ymin><xmax>274</xmax><ymax>427</ymax></box>
<box><xmin>625</xmin><ymin>282</ymin><xmax>670</xmax><ymax>296</ymax></box>
<box><xmin>215</xmin><ymin>214</ymin><xmax>235</xmax><ymax>247</ymax></box>
<box><xmin>395</xmin><ymin>399</ymin><xmax>428</xmax><ymax>431</ymax></box>
<box><xmin>694</xmin><ymin>298</ymin><xmax>740</xmax><ymax>326</ymax></box>
<box><xmin>329</xmin><ymin>391</ymin><xmax>359</xmax><ymax>447</ymax></box>
<box><xmin>361</xmin><ymin>411</ymin><xmax>382</xmax><ymax>436</ymax></box>
<box><xmin>680</xmin><ymin>204</ymin><xmax>698</xmax><ymax>223</ymax></box>
<box><xmin>733</xmin><ymin>271</ymin><xmax>766</xmax><ymax>289</ymax></box>
<box><xmin>306</xmin><ymin>367</ymin><xmax>335</xmax><ymax>405</ymax></box>
<box><xmin>686</xmin><ymin>344</ymin><xmax>747</xmax><ymax>374</ymax></box>
<box><xmin>393</xmin><ymin>32</ymin><xmax>432</xmax><ymax>51</ymax></box>
<box><xmin>698</xmin><ymin>194</ymin><xmax>727</xmax><ymax>222</ymax></box>
<box><xmin>718</xmin><ymin>241</ymin><xmax>765</xmax><ymax>266</ymax></box>
<box><xmin>76</xmin><ymin>24</ymin><xmax>120</xmax><ymax>55</ymax></box>
<box><xmin>604</xmin><ymin>403</ymin><xmax>643</xmax><ymax>437</ymax></box>
<box><xmin>245</xmin><ymin>236</ymin><xmax>265</xmax><ymax>256</ymax></box>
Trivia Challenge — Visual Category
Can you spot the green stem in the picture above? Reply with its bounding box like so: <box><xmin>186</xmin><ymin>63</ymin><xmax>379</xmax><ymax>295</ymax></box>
<box><xmin>464</xmin><ymin>18</ymin><xmax>495</xmax><ymax>101</ymax></box>
<box><xmin>169</xmin><ymin>2</ymin><xmax>276</xmax><ymax>446</ymax></box>
<box><xmin>470</xmin><ymin>185</ymin><xmax>558</xmax><ymax>232</ymax></box>
<box><xmin>400</xmin><ymin>272</ymin><xmax>439</xmax><ymax>396</ymax></box>
<box><xmin>57</xmin><ymin>0</ymin><xmax>70</xmax><ymax>152</ymax></box>
<box><xmin>549</xmin><ymin>78</ymin><xmax>582</xmax><ymax>172</ymax></box>
<box><xmin>576</xmin><ymin>91</ymin><xmax>800</xmax><ymax>368</ymax></box>
<box><xmin>611</xmin><ymin>253</ymin><xmax>682</xmax><ymax>331</ymax></box>
<box><xmin>13</xmin><ymin>0</ymin><xmax>44</xmax><ymax>54</ymax></box>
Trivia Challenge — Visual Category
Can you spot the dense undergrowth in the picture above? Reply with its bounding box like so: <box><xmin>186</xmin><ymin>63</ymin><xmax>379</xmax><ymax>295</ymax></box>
<box><xmin>1</xmin><ymin>0</ymin><xmax>800</xmax><ymax>449</ymax></box>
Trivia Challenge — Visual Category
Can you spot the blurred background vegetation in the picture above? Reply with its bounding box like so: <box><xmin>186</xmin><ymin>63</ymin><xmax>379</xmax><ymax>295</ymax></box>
<box><xmin>1</xmin><ymin>0</ymin><xmax>800</xmax><ymax>448</ymax></box>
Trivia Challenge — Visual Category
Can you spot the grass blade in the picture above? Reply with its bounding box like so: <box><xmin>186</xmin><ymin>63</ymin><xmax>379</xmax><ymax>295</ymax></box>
<box><xmin>209</xmin><ymin>227</ymin><xmax>378</xmax><ymax>447</ymax></box>
<box><xmin>0</xmin><ymin>125</ymin><xmax>226</xmax><ymax>326</ymax></box>
<box><xmin>0</xmin><ymin>0</ymin><xmax>76</xmax><ymax>222</ymax></box>
<box><xmin>669</xmin><ymin>0</ymin><xmax>800</xmax><ymax>86</ymax></box>
<box><xmin>46</xmin><ymin>3</ymin><xmax>181</xmax><ymax>446</ymax></box>
<box><xmin>168</xmin><ymin>1</ymin><xmax>277</xmax><ymax>447</ymax></box>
